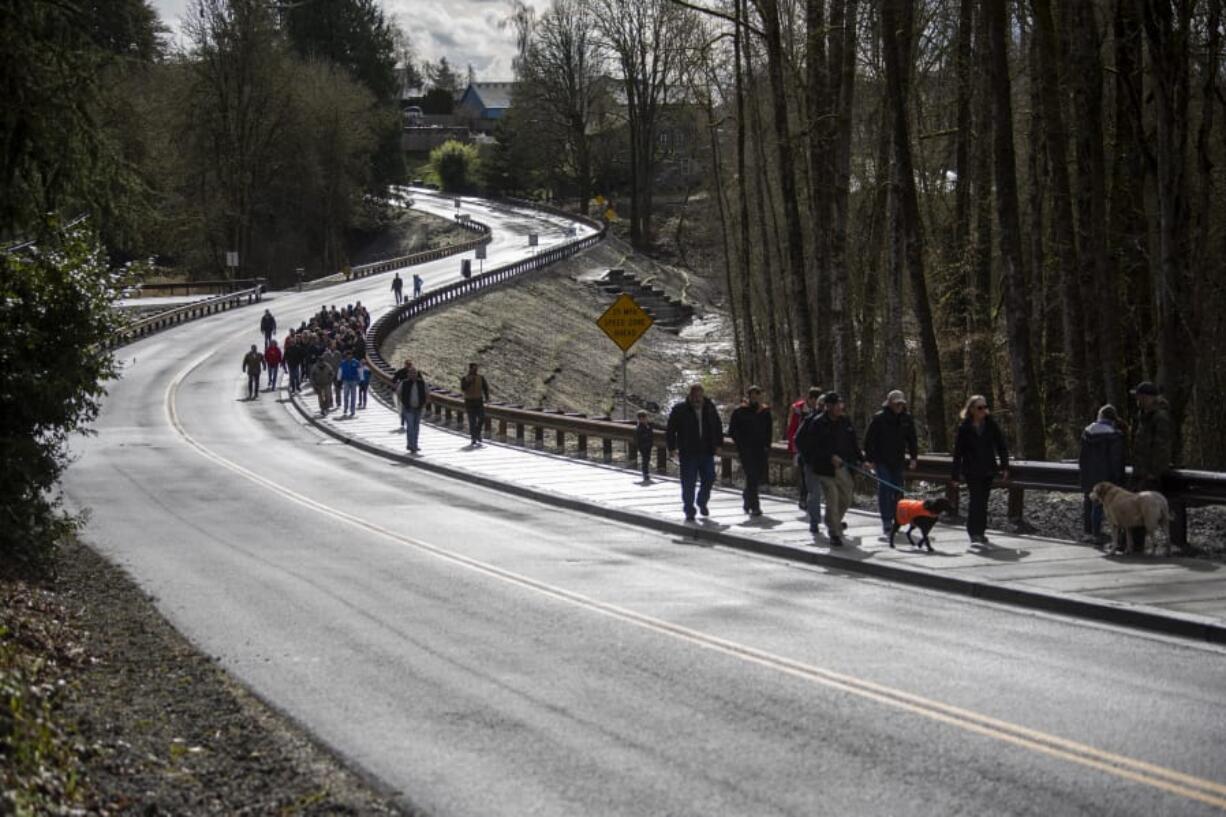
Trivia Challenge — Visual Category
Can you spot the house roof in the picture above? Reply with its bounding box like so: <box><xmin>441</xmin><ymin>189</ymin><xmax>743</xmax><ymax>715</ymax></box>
<box><xmin>461</xmin><ymin>82</ymin><xmax>517</xmax><ymax>112</ymax></box>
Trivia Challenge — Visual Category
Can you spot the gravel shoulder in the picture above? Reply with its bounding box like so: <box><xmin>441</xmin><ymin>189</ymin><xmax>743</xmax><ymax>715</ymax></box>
<box><xmin>0</xmin><ymin>537</ymin><xmax>410</xmax><ymax>815</ymax></box>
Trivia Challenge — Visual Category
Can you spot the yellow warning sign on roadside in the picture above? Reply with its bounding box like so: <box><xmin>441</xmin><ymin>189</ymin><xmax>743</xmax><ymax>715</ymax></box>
<box><xmin>597</xmin><ymin>293</ymin><xmax>654</xmax><ymax>352</ymax></box>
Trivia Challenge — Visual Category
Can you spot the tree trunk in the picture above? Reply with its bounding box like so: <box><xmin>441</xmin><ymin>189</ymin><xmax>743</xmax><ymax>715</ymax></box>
<box><xmin>756</xmin><ymin>0</ymin><xmax>818</xmax><ymax>385</ymax></box>
<box><xmin>828</xmin><ymin>0</ymin><xmax>858</xmax><ymax>396</ymax></box>
<box><xmin>1109</xmin><ymin>0</ymin><xmax>1151</xmax><ymax>393</ymax></box>
<box><xmin>1032</xmin><ymin>0</ymin><xmax>1089</xmax><ymax>425</ymax></box>
<box><xmin>966</xmin><ymin>4</ymin><xmax>995</xmax><ymax>402</ymax></box>
<box><xmin>733</xmin><ymin>0</ymin><xmax>760</xmax><ymax>384</ymax></box>
<box><xmin>805</xmin><ymin>0</ymin><xmax>832</xmax><ymax>384</ymax></box>
<box><xmin>987</xmin><ymin>0</ymin><xmax>1045</xmax><ymax>458</ymax></box>
<box><xmin>1138</xmin><ymin>0</ymin><xmax>1195</xmax><ymax>461</ymax></box>
<box><xmin>1065</xmin><ymin>0</ymin><xmax>1118</xmax><ymax>409</ymax></box>
<box><xmin>880</xmin><ymin>0</ymin><xmax>947</xmax><ymax>451</ymax></box>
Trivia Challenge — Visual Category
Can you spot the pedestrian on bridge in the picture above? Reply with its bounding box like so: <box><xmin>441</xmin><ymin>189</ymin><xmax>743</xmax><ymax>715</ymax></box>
<box><xmin>460</xmin><ymin>363</ymin><xmax>490</xmax><ymax>446</ymax></box>
<box><xmin>413</xmin><ymin>273</ymin><xmax>424</xmax><ymax>299</ymax></box>
<box><xmin>635</xmin><ymin>411</ymin><xmax>655</xmax><ymax>482</ymax></box>
<box><xmin>392</xmin><ymin>273</ymin><xmax>404</xmax><ymax>305</ymax></box>
<box><xmin>309</xmin><ymin>357</ymin><xmax>334</xmax><ymax>415</ymax></box>
<box><xmin>1129</xmin><ymin>381</ymin><xmax>1174</xmax><ymax>552</ymax></box>
<box><xmin>241</xmin><ymin>344</ymin><xmax>264</xmax><ymax>400</ymax></box>
<box><xmin>357</xmin><ymin>358</ymin><xmax>371</xmax><ymax>409</ymax></box>
<box><xmin>787</xmin><ymin>388</ymin><xmax>824</xmax><ymax>511</ymax></box>
<box><xmin>263</xmin><ymin>339</ymin><xmax>283</xmax><ymax>391</ymax></box>
<box><xmin>260</xmin><ymin>309</ymin><xmax>276</xmax><ymax>348</ymax></box>
<box><xmin>728</xmin><ymin>386</ymin><xmax>772</xmax><ymax>517</ymax></box>
<box><xmin>1078</xmin><ymin>404</ymin><xmax>1126</xmax><ymax>546</ymax></box>
<box><xmin>666</xmin><ymin>384</ymin><xmax>723</xmax><ymax>522</ymax></box>
<box><xmin>395</xmin><ymin>360</ymin><xmax>429</xmax><ymax>452</ymax></box>
<box><xmin>864</xmin><ymin>390</ymin><xmax>919</xmax><ymax>536</ymax></box>
<box><xmin>799</xmin><ymin>392</ymin><xmax>866</xmax><ymax>547</ymax></box>
<box><xmin>951</xmin><ymin>395</ymin><xmax>1010</xmax><ymax>548</ymax></box>
<box><xmin>284</xmin><ymin>336</ymin><xmax>305</xmax><ymax>393</ymax></box>
<box><xmin>338</xmin><ymin>350</ymin><xmax>361</xmax><ymax>417</ymax></box>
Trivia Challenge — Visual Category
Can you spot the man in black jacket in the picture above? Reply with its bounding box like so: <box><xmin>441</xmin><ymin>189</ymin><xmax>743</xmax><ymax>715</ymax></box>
<box><xmin>800</xmin><ymin>392</ymin><xmax>868</xmax><ymax>546</ymax></box>
<box><xmin>728</xmin><ymin>386</ymin><xmax>772</xmax><ymax>516</ymax></box>
<box><xmin>666</xmin><ymin>383</ymin><xmax>723</xmax><ymax>521</ymax></box>
<box><xmin>864</xmin><ymin>389</ymin><xmax>919</xmax><ymax>535</ymax></box>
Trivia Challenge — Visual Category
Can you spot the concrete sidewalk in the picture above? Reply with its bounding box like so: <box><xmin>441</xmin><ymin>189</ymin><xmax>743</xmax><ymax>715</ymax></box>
<box><xmin>290</xmin><ymin>389</ymin><xmax>1226</xmax><ymax>643</ymax></box>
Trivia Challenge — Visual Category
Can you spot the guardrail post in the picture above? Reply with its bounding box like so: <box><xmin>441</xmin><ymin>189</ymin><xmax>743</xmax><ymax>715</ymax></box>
<box><xmin>534</xmin><ymin>425</ymin><xmax>544</xmax><ymax>449</ymax></box>
<box><xmin>516</xmin><ymin>422</ymin><xmax>525</xmax><ymax>443</ymax></box>
<box><xmin>1171</xmin><ymin>500</ymin><xmax>1188</xmax><ymax>550</ymax></box>
<box><xmin>656</xmin><ymin>445</ymin><xmax>667</xmax><ymax>475</ymax></box>
<box><xmin>721</xmin><ymin>455</ymin><xmax>733</xmax><ymax>480</ymax></box>
<box><xmin>576</xmin><ymin>433</ymin><xmax>588</xmax><ymax>458</ymax></box>
<box><xmin>498</xmin><ymin>418</ymin><xmax>507</xmax><ymax>439</ymax></box>
<box><xmin>1007</xmin><ymin>486</ymin><xmax>1025</xmax><ymax>521</ymax></box>
<box><xmin>602</xmin><ymin>438</ymin><xmax>613</xmax><ymax>463</ymax></box>
<box><xmin>946</xmin><ymin>482</ymin><xmax>961</xmax><ymax>519</ymax></box>
<box><xmin>556</xmin><ymin>429</ymin><xmax>566</xmax><ymax>453</ymax></box>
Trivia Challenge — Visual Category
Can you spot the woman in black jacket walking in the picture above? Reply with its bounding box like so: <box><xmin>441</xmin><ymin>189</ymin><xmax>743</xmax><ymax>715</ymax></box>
<box><xmin>951</xmin><ymin>395</ymin><xmax>1010</xmax><ymax>547</ymax></box>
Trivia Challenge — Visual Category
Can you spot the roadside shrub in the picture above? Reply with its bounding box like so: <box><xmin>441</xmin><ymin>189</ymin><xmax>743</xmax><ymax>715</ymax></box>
<box><xmin>0</xmin><ymin>222</ymin><xmax>120</xmax><ymax>574</ymax></box>
<box><xmin>429</xmin><ymin>140</ymin><xmax>480</xmax><ymax>193</ymax></box>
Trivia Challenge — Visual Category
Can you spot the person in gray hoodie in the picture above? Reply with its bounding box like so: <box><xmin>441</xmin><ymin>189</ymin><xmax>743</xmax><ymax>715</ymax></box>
<box><xmin>1078</xmin><ymin>404</ymin><xmax>1126</xmax><ymax>544</ymax></box>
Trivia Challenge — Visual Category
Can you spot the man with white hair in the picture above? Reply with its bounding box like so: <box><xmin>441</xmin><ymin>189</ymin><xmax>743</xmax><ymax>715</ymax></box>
<box><xmin>864</xmin><ymin>389</ymin><xmax>919</xmax><ymax>535</ymax></box>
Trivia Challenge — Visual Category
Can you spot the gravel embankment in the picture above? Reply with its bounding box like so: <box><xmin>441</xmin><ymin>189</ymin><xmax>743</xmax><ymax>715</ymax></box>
<box><xmin>0</xmin><ymin>538</ymin><xmax>410</xmax><ymax>815</ymax></box>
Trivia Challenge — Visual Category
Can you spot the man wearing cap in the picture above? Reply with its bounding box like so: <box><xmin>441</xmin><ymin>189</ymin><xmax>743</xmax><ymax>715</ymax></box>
<box><xmin>864</xmin><ymin>390</ymin><xmax>919</xmax><ymax>536</ymax></box>
<box><xmin>801</xmin><ymin>392</ymin><xmax>869</xmax><ymax>546</ymax></box>
<box><xmin>1130</xmin><ymin>381</ymin><xmax>1173</xmax><ymax>551</ymax></box>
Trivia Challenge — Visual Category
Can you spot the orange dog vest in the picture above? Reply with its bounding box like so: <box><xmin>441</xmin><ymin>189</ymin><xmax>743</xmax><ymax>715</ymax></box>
<box><xmin>895</xmin><ymin>499</ymin><xmax>936</xmax><ymax>526</ymax></box>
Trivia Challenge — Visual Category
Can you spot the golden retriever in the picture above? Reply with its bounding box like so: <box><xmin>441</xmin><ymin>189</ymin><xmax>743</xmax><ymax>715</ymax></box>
<box><xmin>1089</xmin><ymin>482</ymin><xmax>1171</xmax><ymax>556</ymax></box>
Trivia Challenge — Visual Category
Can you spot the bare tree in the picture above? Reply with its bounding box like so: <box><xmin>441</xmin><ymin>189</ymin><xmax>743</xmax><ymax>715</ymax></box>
<box><xmin>592</xmin><ymin>0</ymin><xmax>696</xmax><ymax>247</ymax></box>
<box><xmin>986</xmin><ymin>0</ymin><xmax>1045</xmax><ymax>458</ymax></box>
<box><xmin>513</xmin><ymin>0</ymin><xmax>606</xmax><ymax>214</ymax></box>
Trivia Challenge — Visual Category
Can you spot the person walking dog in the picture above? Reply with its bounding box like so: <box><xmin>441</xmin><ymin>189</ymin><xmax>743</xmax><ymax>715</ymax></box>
<box><xmin>666</xmin><ymin>384</ymin><xmax>723</xmax><ymax>522</ymax></box>
<box><xmin>1078</xmin><ymin>404</ymin><xmax>1126</xmax><ymax>545</ymax></box>
<box><xmin>864</xmin><ymin>390</ymin><xmax>918</xmax><ymax>536</ymax></box>
<box><xmin>951</xmin><ymin>395</ymin><xmax>1010</xmax><ymax>548</ymax></box>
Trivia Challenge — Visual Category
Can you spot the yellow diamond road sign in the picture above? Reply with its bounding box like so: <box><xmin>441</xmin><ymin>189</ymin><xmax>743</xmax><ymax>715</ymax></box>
<box><xmin>597</xmin><ymin>293</ymin><xmax>653</xmax><ymax>352</ymax></box>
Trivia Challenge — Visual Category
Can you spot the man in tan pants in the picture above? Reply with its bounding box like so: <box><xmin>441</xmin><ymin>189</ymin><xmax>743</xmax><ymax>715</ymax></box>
<box><xmin>806</xmin><ymin>392</ymin><xmax>870</xmax><ymax>547</ymax></box>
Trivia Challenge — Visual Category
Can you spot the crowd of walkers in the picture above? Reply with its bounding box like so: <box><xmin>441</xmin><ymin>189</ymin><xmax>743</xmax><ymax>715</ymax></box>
<box><xmin>660</xmin><ymin>380</ymin><xmax>1174</xmax><ymax>552</ymax></box>
<box><xmin>239</xmin><ymin>303</ymin><xmax>373</xmax><ymax>417</ymax></box>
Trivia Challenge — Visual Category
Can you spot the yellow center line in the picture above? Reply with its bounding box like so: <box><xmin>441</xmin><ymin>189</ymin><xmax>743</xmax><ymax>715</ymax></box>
<box><xmin>164</xmin><ymin>350</ymin><xmax>1226</xmax><ymax>811</ymax></box>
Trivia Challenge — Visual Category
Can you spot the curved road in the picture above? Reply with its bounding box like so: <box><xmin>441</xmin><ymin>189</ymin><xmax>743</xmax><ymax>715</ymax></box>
<box><xmin>64</xmin><ymin>195</ymin><xmax>1226</xmax><ymax>816</ymax></box>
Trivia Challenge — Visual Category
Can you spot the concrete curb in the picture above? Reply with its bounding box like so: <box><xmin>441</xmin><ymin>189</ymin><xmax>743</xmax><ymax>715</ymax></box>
<box><xmin>290</xmin><ymin>391</ymin><xmax>1226</xmax><ymax>646</ymax></box>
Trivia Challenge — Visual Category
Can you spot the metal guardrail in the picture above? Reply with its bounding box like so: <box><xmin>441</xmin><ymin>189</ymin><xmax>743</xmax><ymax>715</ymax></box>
<box><xmin>107</xmin><ymin>284</ymin><xmax>264</xmax><ymax>349</ymax></box>
<box><xmin>339</xmin><ymin>218</ymin><xmax>491</xmax><ymax>283</ymax></box>
<box><xmin>124</xmin><ymin>278</ymin><xmax>267</xmax><ymax>298</ymax></box>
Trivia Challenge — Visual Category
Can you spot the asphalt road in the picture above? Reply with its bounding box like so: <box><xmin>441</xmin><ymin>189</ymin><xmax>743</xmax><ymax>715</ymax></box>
<box><xmin>64</xmin><ymin>194</ymin><xmax>1226</xmax><ymax>816</ymax></box>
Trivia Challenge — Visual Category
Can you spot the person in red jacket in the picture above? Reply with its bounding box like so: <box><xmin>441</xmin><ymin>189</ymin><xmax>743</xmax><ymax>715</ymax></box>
<box><xmin>263</xmin><ymin>339</ymin><xmax>283</xmax><ymax>391</ymax></box>
<box><xmin>786</xmin><ymin>387</ymin><xmax>824</xmax><ymax>510</ymax></box>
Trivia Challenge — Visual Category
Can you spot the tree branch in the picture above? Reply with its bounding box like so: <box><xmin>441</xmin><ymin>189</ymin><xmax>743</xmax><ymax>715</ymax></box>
<box><xmin>666</xmin><ymin>0</ymin><xmax>764</xmax><ymax>39</ymax></box>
